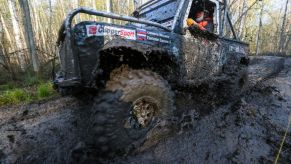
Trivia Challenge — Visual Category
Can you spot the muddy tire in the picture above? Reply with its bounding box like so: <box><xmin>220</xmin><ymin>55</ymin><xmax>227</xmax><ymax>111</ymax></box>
<box><xmin>89</xmin><ymin>66</ymin><xmax>174</xmax><ymax>155</ymax></box>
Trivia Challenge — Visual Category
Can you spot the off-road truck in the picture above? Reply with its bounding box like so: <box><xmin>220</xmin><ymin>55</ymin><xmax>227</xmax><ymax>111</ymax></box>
<box><xmin>55</xmin><ymin>0</ymin><xmax>249</xmax><ymax>153</ymax></box>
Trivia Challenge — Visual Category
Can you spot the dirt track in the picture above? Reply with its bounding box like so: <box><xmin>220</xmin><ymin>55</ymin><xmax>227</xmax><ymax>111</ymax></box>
<box><xmin>0</xmin><ymin>56</ymin><xmax>290</xmax><ymax>163</ymax></box>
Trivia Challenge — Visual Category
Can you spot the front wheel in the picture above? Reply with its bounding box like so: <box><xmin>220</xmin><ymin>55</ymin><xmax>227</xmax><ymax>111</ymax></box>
<box><xmin>89</xmin><ymin>66</ymin><xmax>175</xmax><ymax>154</ymax></box>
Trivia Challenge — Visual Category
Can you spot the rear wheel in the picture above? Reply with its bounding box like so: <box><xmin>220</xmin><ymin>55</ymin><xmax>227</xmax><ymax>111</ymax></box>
<box><xmin>89</xmin><ymin>66</ymin><xmax>174</xmax><ymax>154</ymax></box>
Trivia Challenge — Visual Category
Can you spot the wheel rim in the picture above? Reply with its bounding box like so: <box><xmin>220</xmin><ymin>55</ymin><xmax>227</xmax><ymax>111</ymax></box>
<box><xmin>130</xmin><ymin>96</ymin><xmax>159</xmax><ymax>128</ymax></box>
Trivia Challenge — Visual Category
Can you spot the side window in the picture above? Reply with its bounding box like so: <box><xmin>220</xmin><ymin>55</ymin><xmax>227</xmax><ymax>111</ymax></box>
<box><xmin>184</xmin><ymin>0</ymin><xmax>220</xmax><ymax>35</ymax></box>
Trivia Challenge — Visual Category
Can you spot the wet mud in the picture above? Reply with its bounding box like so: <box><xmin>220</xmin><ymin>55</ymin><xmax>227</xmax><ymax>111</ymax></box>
<box><xmin>0</xmin><ymin>56</ymin><xmax>291</xmax><ymax>163</ymax></box>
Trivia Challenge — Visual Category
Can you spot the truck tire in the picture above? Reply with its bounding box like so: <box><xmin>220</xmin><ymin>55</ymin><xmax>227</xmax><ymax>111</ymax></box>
<box><xmin>89</xmin><ymin>66</ymin><xmax>174</xmax><ymax>155</ymax></box>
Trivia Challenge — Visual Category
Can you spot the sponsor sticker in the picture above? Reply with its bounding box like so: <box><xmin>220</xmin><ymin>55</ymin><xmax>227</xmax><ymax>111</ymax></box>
<box><xmin>88</xmin><ymin>25</ymin><xmax>97</xmax><ymax>35</ymax></box>
<box><xmin>86</xmin><ymin>24</ymin><xmax>171</xmax><ymax>44</ymax></box>
<box><xmin>147</xmin><ymin>35</ymin><xmax>159</xmax><ymax>42</ymax></box>
<box><xmin>136</xmin><ymin>28</ymin><xmax>171</xmax><ymax>43</ymax></box>
<box><xmin>137</xmin><ymin>29</ymin><xmax>147</xmax><ymax>41</ymax></box>
<box><xmin>146</xmin><ymin>36</ymin><xmax>170</xmax><ymax>44</ymax></box>
<box><xmin>86</xmin><ymin>24</ymin><xmax>136</xmax><ymax>40</ymax></box>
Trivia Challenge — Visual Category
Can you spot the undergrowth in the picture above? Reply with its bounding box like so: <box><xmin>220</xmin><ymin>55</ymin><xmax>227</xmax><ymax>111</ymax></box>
<box><xmin>0</xmin><ymin>63</ymin><xmax>58</xmax><ymax>106</ymax></box>
<box><xmin>0</xmin><ymin>82</ymin><xmax>56</xmax><ymax>106</ymax></box>
<box><xmin>37</xmin><ymin>83</ymin><xmax>54</xmax><ymax>98</ymax></box>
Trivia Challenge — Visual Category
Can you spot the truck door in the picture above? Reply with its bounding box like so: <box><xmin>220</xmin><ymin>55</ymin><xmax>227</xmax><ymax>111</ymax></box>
<box><xmin>181</xmin><ymin>0</ymin><xmax>222</xmax><ymax>81</ymax></box>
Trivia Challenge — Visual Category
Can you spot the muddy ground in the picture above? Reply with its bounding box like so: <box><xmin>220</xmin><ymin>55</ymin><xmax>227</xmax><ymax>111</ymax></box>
<box><xmin>0</xmin><ymin>56</ymin><xmax>290</xmax><ymax>164</ymax></box>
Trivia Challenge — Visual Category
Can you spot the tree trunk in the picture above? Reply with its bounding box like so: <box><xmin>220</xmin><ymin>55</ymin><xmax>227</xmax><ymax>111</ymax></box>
<box><xmin>91</xmin><ymin>0</ymin><xmax>97</xmax><ymax>21</ymax></box>
<box><xmin>31</xmin><ymin>0</ymin><xmax>42</xmax><ymax>54</ymax></box>
<box><xmin>255</xmin><ymin>1</ymin><xmax>264</xmax><ymax>55</ymax></box>
<box><xmin>48</xmin><ymin>0</ymin><xmax>54</xmax><ymax>55</ymax></box>
<box><xmin>0</xmin><ymin>18</ymin><xmax>5</xmax><ymax>65</ymax></box>
<box><xmin>238</xmin><ymin>0</ymin><xmax>247</xmax><ymax>39</ymax></box>
<box><xmin>0</xmin><ymin>14</ymin><xmax>13</xmax><ymax>51</ymax></box>
<box><xmin>106</xmin><ymin>0</ymin><xmax>113</xmax><ymax>23</ymax></box>
<box><xmin>59</xmin><ymin>0</ymin><xmax>66</xmax><ymax>19</ymax></box>
<box><xmin>0</xmin><ymin>15</ymin><xmax>16</xmax><ymax>80</ymax></box>
<box><xmin>283</xmin><ymin>24</ymin><xmax>291</xmax><ymax>54</ymax></box>
<box><xmin>279</xmin><ymin>0</ymin><xmax>289</xmax><ymax>53</ymax></box>
<box><xmin>18</xmin><ymin>0</ymin><xmax>39</xmax><ymax>73</ymax></box>
<box><xmin>134</xmin><ymin>0</ymin><xmax>139</xmax><ymax>10</ymax></box>
<box><xmin>8</xmin><ymin>0</ymin><xmax>26</xmax><ymax>71</ymax></box>
<box><xmin>127</xmin><ymin>0</ymin><xmax>131</xmax><ymax>15</ymax></box>
<box><xmin>76</xmin><ymin>0</ymin><xmax>81</xmax><ymax>22</ymax></box>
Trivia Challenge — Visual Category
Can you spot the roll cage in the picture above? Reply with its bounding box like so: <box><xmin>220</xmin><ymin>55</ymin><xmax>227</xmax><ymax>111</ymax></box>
<box><xmin>57</xmin><ymin>0</ymin><xmax>238</xmax><ymax>45</ymax></box>
<box><xmin>135</xmin><ymin>0</ymin><xmax>237</xmax><ymax>39</ymax></box>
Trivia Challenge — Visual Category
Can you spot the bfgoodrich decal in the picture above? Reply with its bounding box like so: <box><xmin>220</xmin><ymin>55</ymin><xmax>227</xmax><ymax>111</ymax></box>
<box><xmin>86</xmin><ymin>24</ymin><xmax>136</xmax><ymax>40</ymax></box>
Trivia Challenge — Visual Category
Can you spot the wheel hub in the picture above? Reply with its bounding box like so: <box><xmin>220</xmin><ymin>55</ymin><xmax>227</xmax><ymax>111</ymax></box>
<box><xmin>131</xmin><ymin>96</ymin><xmax>158</xmax><ymax>128</ymax></box>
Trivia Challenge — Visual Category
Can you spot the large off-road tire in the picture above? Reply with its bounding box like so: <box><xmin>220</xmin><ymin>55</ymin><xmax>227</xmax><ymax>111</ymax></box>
<box><xmin>89</xmin><ymin>66</ymin><xmax>174</xmax><ymax>155</ymax></box>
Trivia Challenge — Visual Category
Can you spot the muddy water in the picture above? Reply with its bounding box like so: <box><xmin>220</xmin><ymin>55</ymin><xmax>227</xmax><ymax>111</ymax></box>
<box><xmin>0</xmin><ymin>56</ymin><xmax>290</xmax><ymax>164</ymax></box>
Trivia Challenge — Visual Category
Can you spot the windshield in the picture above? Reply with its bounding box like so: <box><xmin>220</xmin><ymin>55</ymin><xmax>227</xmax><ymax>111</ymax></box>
<box><xmin>137</xmin><ymin>0</ymin><xmax>179</xmax><ymax>28</ymax></box>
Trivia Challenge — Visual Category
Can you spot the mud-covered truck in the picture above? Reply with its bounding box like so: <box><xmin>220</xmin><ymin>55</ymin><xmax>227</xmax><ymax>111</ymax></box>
<box><xmin>54</xmin><ymin>0</ymin><xmax>249</xmax><ymax>153</ymax></box>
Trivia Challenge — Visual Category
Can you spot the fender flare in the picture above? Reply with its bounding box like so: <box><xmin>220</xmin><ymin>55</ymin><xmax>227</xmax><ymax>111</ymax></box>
<box><xmin>100</xmin><ymin>38</ymin><xmax>165</xmax><ymax>56</ymax></box>
<box><xmin>95</xmin><ymin>38</ymin><xmax>180</xmax><ymax>84</ymax></box>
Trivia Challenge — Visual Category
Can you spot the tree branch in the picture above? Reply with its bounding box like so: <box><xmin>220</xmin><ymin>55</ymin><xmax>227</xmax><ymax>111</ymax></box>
<box><xmin>233</xmin><ymin>0</ymin><xmax>260</xmax><ymax>27</ymax></box>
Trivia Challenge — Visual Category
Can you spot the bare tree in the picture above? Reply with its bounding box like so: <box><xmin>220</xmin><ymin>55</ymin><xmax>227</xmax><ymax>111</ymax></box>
<box><xmin>233</xmin><ymin>0</ymin><xmax>260</xmax><ymax>27</ymax></box>
<box><xmin>18</xmin><ymin>0</ymin><xmax>39</xmax><ymax>73</ymax></box>
<box><xmin>238</xmin><ymin>0</ymin><xmax>247</xmax><ymax>38</ymax></box>
<box><xmin>0</xmin><ymin>17</ymin><xmax>5</xmax><ymax>65</ymax></box>
<box><xmin>134</xmin><ymin>0</ymin><xmax>139</xmax><ymax>10</ymax></box>
<box><xmin>279</xmin><ymin>0</ymin><xmax>289</xmax><ymax>53</ymax></box>
<box><xmin>284</xmin><ymin>24</ymin><xmax>291</xmax><ymax>53</ymax></box>
<box><xmin>106</xmin><ymin>0</ymin><xmax>113</xmax><ymax>23</ymax></box>
<box><xmin>8</xmin><ymin>0</ymin><xmax>26</xmax><ymax>70</ymax></box>
<box><xmin>0</xmin><ymin>13</ymin><xmax>16</xmax><ymax>80</ymax></box>
<box><xmin>255</xmin><ymin>1</ymin><xmax>264</xmax><ymax>55</ymax></box>
<box><xmin>0</xmin><ymin>14</ymin><xmax>13</xmax><ymax>53</ymax></box>
<box><xmin>59</xmin><ymin>0</ymin><xmax>66</xmax><ymax>18</ymax></box>
<box><xmin>48</xmin><ymin>0</ymin><xmax>53</xmax><ymax>55</ymax></box>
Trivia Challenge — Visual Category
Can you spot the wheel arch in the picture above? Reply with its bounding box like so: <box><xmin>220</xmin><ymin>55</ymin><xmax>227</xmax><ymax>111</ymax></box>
<box><xmin>97</xmin><ymin>39</ymin><xmax>180</xmax><ymax>86</ymax></box>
